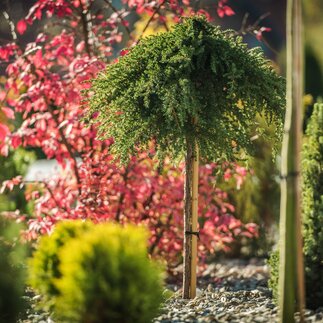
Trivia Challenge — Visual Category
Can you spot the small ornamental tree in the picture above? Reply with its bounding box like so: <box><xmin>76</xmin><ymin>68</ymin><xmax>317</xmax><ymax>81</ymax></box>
<box><xmin>87</xmin><ymin>16</ymin><xmax>285</xmax><ymax>298</ymax></box>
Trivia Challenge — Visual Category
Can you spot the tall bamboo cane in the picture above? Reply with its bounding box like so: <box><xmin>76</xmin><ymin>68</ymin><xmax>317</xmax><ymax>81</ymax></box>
<box><xmin>183</xmin><ymin>139</ymin><xmax>199</xmax><ymax>299</ymax></box>
<box><xmin>278</xmin><ymin>0</ymin><xmax>305</xmax><ymax>321</ymax></box>
<box><xmin>190</xmin><ymin>144</ymin><xmax>199</xmax><ymax>298</ymax></box>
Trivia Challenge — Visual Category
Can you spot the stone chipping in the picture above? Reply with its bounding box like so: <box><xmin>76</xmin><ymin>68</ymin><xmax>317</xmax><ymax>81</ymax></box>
<box><xmin>20</xmin><ymin>258</ymin><xmax>323</xmax><ymax>322</ymax></box>
<box><xmin>154</xmin><ymin>259</ymin><xmax>323</xmax><ymax>323</ymax></box>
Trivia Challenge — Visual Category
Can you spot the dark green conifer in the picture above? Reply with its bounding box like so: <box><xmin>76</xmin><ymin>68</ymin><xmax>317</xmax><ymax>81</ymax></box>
<box><xmin>86</xmin><ymin>16</ymin><xmax>285</xmax><ymax>164</ymax></box>
<box><xmin>86</xmin><ymin>16</ymin><xmax>285</xmax><ymax>298</ymax></box>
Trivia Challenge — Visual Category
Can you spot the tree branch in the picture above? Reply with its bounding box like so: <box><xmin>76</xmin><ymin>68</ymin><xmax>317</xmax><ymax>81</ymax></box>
<box><xmin>136</xmin><ymin>0</ymin><xmax>167</xmax><ymax>44</ymax></box>
<box><xmin>79</xmin><ymin>0</ymin><xmax>93</xmax><ymax>56</ymax></box>
<box><xmin>148</xmin><ymin>213</ymin><xmax>172</xmax><ymax>255</ymax></box>
<box><xmin>47</xmin><ymin>104</ymin><xmax>82</xmax><ymax>195</ymax></box>
<box><xmin>43</xmin><ymin>182</ymin><xmax>69</xmax><ymax>212</ymax></box>
<box><xmin>115</xmin><ymin>166</ymin><xmax>130</xmax><ymax>222</ymax></box>
<box><xmin>24</xmin><ymin>180</ymin><xmax>69</xmax><ymax>213</ymax></box>
<box><xmin>102</xmin><ymin>0</ymin><xmax>133</xmax><ymax>40</ymax></box>
<box><xmin>2</xmin><ymin>11</ymin><xmax>17</xmax><ymax>42</ymax></box>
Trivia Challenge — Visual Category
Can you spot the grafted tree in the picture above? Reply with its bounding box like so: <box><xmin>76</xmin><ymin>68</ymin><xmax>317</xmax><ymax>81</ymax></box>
<box><xmin>87</xmin><ymin>16</ymin><xmax>285</xmax><ymax>298</ymax></box>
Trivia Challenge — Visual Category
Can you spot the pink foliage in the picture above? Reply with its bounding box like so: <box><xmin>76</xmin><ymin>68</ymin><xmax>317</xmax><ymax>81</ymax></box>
<box><xmin>17</xmin><ymin>20</ymin><xmax>27</xmax><ymax>35</ymax></box>
<box><xmin>217</xmin><ymin>0</ymin><xmax>235</xmax><ymax>18</ymax></box>
<box><xmin>0</xmin><ymin>0</ymin><xmax>260</xmax><ymax>266</ymax></box>
<box><xmin>255</xmin><ymin>26</ymin><xmax>272</xmax><ymax>41</ymax></box>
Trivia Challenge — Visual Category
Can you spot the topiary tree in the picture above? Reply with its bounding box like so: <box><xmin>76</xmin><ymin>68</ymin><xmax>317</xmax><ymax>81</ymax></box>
<box><xmin>54</xmin><ymin>223</ymin><xmax>164</xmax><ymax>323</ymax></box>
<box><xmin>86</xmin><ymin>16</ymin><xmax>285</xmax><ymax>298</ymax></box>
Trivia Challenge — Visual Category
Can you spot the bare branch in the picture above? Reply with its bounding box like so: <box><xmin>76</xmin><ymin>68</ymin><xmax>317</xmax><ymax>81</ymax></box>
<box><xmin>251</xmin><ymin>12</ymin><xmax>271</xmax><ymax>29</ymax></box>
<box><xmin>260</xmin><ymin>36</ymin><xmax>279</xmax><ymax>55</ymax></box>
<box><xmin>136</xmin><ymin>0</ymin><xmax>167</xmax><ymax>44</ymax></box>
<box><xmin>24</xmin><ymin>180</ymin><xmax>69</xmax><ymax>212</ymax></box>
<box><xmin>235</xmin><ymin>12</ymin><xmax>278</xmax><ymax>55</ymax></box>
<box><xmin>47</xmin><ymin>104</ymin><xmax>82</xmax><ymax>195</ymax></box>
<box><xmin>102</xmin><ymin>0</ymin><xmax>133</xmax><ymax>40</ymax></box>
<box><xmin>79</xmin><ymin>1</ymin><xmax>93</xmax><ymax>56</ymax></box>
<box><xmin>2</xmin><ymin>11</ymin><xmax>17</xmax><ymax>42</ymax></box>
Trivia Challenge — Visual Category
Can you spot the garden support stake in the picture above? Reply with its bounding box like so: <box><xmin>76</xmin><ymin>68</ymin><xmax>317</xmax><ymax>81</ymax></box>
<box><xmin>191</xmin><ymin>143</ymin><xmax>199</xmax><ymax>298</ymax></box>
<box><xmin>278</xmin><ymin>0</ymin><xmax>305</xmax><ymax>321</ymax></box>
<box><xmin>183</xmin><ymin>140</ymin><xmax>199</xmax><ymax>299</ymax></box>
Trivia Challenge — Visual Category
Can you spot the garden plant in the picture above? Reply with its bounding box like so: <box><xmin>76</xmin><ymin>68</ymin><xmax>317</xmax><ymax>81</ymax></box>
<box><xmin>28</xmin><ymin>220</ymin><xmax>94</xmax><ymax>308</ymax></box>
<box><xmin>269</xmin><ymin>102</ymin><xmax>323</xmax><ymax>312</ymax></box>
<box><xmin>87</xmin><ymin>15</ymin><xmax>285</xmax><ymax>298</ymax></box>
<box><xmin>57</xmin><ymin>223</ymin><xmax>163</xmax><ymax>323</ymax></box>
<box><xmin>30</xmin><ymin>221</ymin><xmax>163</xmax><ymax>323</ymax></box>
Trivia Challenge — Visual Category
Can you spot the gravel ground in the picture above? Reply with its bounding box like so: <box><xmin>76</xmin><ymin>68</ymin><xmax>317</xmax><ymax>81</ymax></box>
<box><xmin>20</xmin><ymin>258</ymin><xmax>323</xmax><ymax>323</ymax></box>
<box><xmin>154</xmin><ymin>259</ymin><xmax>323</xmax><ymax>323</ymax></box>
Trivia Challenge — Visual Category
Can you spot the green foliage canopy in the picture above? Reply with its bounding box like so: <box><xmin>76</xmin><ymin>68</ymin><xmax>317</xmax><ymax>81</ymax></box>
<box><xmin>87</xmin><ymin>16</ymin><xmax>285</xmax><ymax>163</ymax></box>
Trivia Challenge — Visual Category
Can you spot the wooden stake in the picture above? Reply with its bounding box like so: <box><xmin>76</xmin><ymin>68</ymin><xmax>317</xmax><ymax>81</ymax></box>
<box><xmin>190</xmin><ymin>143</ymin><xmax>199</xmax><ymax>298</ymax></box>
<box><xmin>183</xmin><ymin>140</ymin><xmax>193</xmax><ymax>299</ymax></box>
<box><xmin>279</xmin><ymin>0</ymin><xmax>305</xmax><ymax>321</ymax></box>
<box><xmin>183</xmin><ymin>139</ymin><xmax>199</xmax><ymax>299</ymax></box>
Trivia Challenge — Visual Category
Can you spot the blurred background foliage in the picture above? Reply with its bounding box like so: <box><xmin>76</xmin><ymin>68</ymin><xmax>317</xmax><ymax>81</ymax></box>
<box><xmin>0</xmin><ymin>216</ymin><xmax>27</xmax><ymax>322</ymax></box>
<box><xmin>304</xmin><ymin>0</ymin><xmax>323</xmax><ymax>71</ymax></box>
<box><xmin>0</xmin><ymin>148</ymin><xmax>35</xmax><ymax>213</ymax></box>
<box><xmin>216</xmin><ymin>117</ymin><xmax>280</xmax><ymax>257</ymax></box>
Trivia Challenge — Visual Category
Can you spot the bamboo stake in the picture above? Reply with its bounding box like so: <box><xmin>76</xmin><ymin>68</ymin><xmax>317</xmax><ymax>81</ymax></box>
<box><xmin>183</xmin><ymin>139</ymin><xmax>193</xmax><ymax>299</ymax></box>
<box><xmin>278</xmin><ymin>0</ymin><xmax>305</xmax><ymax>321</ymax></box>
<box><xmin>190</xmin><ymin>143</ymin><xmax>199</xmax><ymax>298</ymax></box>
<box><xmin>183</xmin><ymin>139</ymin><xmax>199</xmax><ymax>299</ymax></box>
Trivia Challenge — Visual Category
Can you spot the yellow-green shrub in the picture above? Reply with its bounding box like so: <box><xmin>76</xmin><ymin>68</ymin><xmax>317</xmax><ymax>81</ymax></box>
<box><xmin>28</xmin><ymin>220</ymin><xmax>93</xmax><ymax>300</ymax></box>
<box><xmin>54</xmin><ymin>224</ymin><xmax>164</xmax><ymax>323</ymax></box>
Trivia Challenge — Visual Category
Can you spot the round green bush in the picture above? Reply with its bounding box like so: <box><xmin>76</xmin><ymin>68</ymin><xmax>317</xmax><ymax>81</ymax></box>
<box><xmin>0</xmin><ymin>217</ymin><xmax>26</xmax><ymax>323</ymax></box>
<box><xmin>54</xmin><ymin>223</ymin><xmax>164</xmax><ymax>323</ymax></box>
<box><xmin>28</xmin><ymin>220</ymin><xmax>94</xmax><ymax>301</ymax></box>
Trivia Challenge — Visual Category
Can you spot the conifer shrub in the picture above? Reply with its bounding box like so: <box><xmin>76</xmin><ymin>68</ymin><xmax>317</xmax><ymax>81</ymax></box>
<box><xmin>28</xmin><ymin>220</ymin><xmax>93</xmax><ymax>302</ymax></box>
<box><xmin>86</xmin><ymin>16</ymin><xmax>285</xmax><ymax>164</ymax></box>
<box><xmin>53</xmin><ymin>224</ymin><xmax>164</xmax><ymax>323</ymax></box>
<box><xmin>0</xmin><ymin>217</ymin><xmax>26</xmax><ymax>322</ymax></box>
<box><xmin>268</xmin><ymin>103</ymin><xmax>323</xmax><ymax>309</ymax></box>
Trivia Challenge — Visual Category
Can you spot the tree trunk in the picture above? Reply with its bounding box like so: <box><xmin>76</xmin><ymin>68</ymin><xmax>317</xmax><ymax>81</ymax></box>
<box><xmin>183</xmin><ymin>139</ymin><xmax>199</xmax><ymax>299</ymax></box>
<box><xmin>278</xmin><ymin>0</ymin><xmax>305</xmax><ymax>321</ymax></box>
